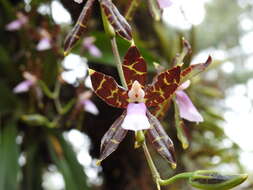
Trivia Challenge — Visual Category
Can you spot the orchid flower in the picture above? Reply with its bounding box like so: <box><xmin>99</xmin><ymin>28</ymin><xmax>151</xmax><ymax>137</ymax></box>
<box><xmin>13</xmin><ymin>72</ymin><xmax>37</xmax><ymax>93</ymax></box>
<box><xmin>78</xmin><ymin>91</ymin><xmax>99</xmax><ymax>115</ymax></box>
<box><xmin>175</xmin><ymin>80</ymin><xmax>203</xmax><ymax>123</ymax></box>
<box><xmin>89</xmin><ymin>45</ymin><xmax>181</xmax><ymax>167</ymax></box>
<box><xmin>36</xmin><ymin>29</ymin><xmax>52</xmax><ymax>51</ymax></box>
<box><xmin>61</xmin><ymin>53</ymin><xmax>88</xmax><ymax>85</ymax></box>
<box><xmin>5</xmin><ymin>12</ymin><xmax>28</xmax><ymax>31</ymax></box>
<box><xmin>82</xmin><ymin>37</ymin><xmax>102</xmax><ymax>57</ymax></box>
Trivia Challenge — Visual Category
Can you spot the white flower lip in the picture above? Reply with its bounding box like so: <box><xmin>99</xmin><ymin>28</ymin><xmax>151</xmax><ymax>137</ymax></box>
<box><xmin>121</xmin><ymin>103</ymin><xmax>150</xmax><ymax>131</ymax></box>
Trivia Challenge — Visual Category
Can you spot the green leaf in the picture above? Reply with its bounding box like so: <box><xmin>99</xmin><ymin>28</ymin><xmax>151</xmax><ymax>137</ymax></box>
<box><xmin>23</xmin><ymin>143</ymin><xmax>43</xmax><ymax>190</ymax></box>
<box><xmin>0</xmin><ymin>121</ymin><xmax>20</xmax><ymax>190</ymax></box>
<box><xmin>0</xmin><ymin>81</ymin><xmax>18</xmax><ymax>114</ymax></box>
<box><xmin>189</xmin><ymin>170</ymin><xmax>248</xmax><ymax>190</ymax></box>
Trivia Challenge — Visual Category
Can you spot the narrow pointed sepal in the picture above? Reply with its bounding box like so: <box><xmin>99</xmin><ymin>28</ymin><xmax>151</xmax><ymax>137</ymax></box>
<box><xmin>145</xmin><ymin>66</ymin><xmax>181</xmax><ymax>107</ymax></box>
<box><xmin>99</xmin><ymin>0</ymin><xmax>132</xmax><ymax>41</ymax></box>
<box><xmin>122</xmin><ymin>45</ymin><xmax>147</xmax><ymax>89</ymax></box>
<box><xmin>151</xmin><ymin>98</ymin><xmax>172</xmax><ymax>120</ymax></box>
<box><xmin>97</xmin><ymin>111</ymin><xmax>128</xmax><ymax>165</ymax></box>
<box><xmin>64</xmin><ymin>0</ymin><xmax>95</xmax><ymax>54</ymax></box>
<box><xmin>174</xmin><ymin>101</ymin><xmax>189</xmax><ymax>149</ymax></box>
<box><xmin>181</xmin><ymin>56</ymin><xmax>212</xmax><ymax>83</ymax></box>
<box><xmin>146</xmin><ymin>110</ymin><xmax>176</xmax><ymax>168</ymax></box>
<box><xmin>89</xmin><ymin>69</ymin><xmax>128</xmax><ymax>108</ymax></box>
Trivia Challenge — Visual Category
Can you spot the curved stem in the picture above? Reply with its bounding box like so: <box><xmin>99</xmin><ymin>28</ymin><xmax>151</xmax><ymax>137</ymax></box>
<box><xmin>110</xmin><ymin>37</ymin><xmax>128</xmax><ymax>89</ymax></box>
<box><xmin>158</xmin><ymin>172</ymin><xmax>193</xmax><ymax>186</ymax></box>
<box><xmin>142</xmin><ymin>139</ymin><xmax>161</xmax><ymax>190</ymax></box>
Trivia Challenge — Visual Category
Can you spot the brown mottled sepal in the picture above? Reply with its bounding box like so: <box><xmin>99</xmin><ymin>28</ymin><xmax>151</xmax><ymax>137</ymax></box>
<box><xmin>100</xmin><ymin>0</ymin><xmax>132</xmax><ymax>41</ymax></box>
<box><xmin>122</xmin><ymin>45</ymin><xmax>147</xmax><ymax>89</ymax></box>
<box><xmin>145</xmin><ymin>66</ymin><xmax>181</xmax><ymax>107</ymax></box>
<box><xmin>146</xmin><ymin>110</ymin><xmax>176</xmax><ymax>168</ymax></box>
<box><xmin>97</xmin><ymin>111</ymin><xmax>127</xmax><ymax>165</ymax></box>
<box><xmin>89</xmin><ymin>69</ymin><xmax>128</xmax><ymax>108</ymax></box>
<box><xmin>64</xmin><ymin>0</ymin><xmax>95</xmax><ymax>54</ymax></box>
<box><xmin>181</xmin><ymin>56</ymin><xmax>212</xmax><ymax>83</ymax></box>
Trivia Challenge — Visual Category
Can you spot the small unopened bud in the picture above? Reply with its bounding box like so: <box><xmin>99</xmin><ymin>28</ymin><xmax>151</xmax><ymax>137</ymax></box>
<box><xmin>189</xmin><ymin>170</ymin><xmax>248</xmax><ymax>190</ymax></box>
<box><xmin>21</xmin><ymin>114</ymin><xmax>50</xmax><ymax>126</ymax></box>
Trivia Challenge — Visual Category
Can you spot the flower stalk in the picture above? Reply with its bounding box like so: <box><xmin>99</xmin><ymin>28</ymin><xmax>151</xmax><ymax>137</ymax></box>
<box><xmin>158</xmin><ymin>172</ymin><xmax>193</xmax><ymax>186</ymax></box>
<box><xmin>110</xmin><ymin>37</ymin><xmax>128</xmax><ymax>88</ymax></box>
<box><xmin>142</xmin><ymin>140</ymin><xmax>162</xmax><ymax>190</ymax></box>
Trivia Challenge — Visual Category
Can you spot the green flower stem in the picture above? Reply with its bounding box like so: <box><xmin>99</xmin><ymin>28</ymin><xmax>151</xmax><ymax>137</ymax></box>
<box><xmin>142</xmin><ymin>139</ymin><xmax>161</xmax><ymax>190</ymax></box>
<box><xmin>110</xmin><ymin>37</ymin><xmax>128</xmax><ymax>89</ymax></box>
<box><xmin>100</xmin><ymin>3</ymin><xmax>127</xmax><ymax>88</ymax></box>
<box><xmin>53</xmin><ymin>81</ymin><xmax>63</xmax><ymax>114</ymax></box>
<box><xmin>158</xmin><ymin>172</ymin><xmax>193</xmax><ymax>186</ymax></box>
<box><xmin>38</xmin><ymin>80</ymin><xmax>55</xmax><ymax>99</ymax></box>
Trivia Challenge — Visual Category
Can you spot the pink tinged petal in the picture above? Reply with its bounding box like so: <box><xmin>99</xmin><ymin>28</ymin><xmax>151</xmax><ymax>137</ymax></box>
<box><xmin>175</xmin><ymin>90</ymin><xmax>203</xmax><ymax>123</ymax></box>
<box><xmin>83</xmin><ymin>37</ymin><xmax>102</xmax><ymax>57</ymax></box>
<box><xmin>121</xmin><ymin>103</ymin><xmax>150</xmax><ymax>131</ymax></box>
<box><xmin>13</xmin><ymin>80</ymin><xmax>33</xmax><ymax>93</ymax></box>
<box><xmin>5</xmin><ymin>20</ymin><xmax>23</xmax><ymax>31</ymax></box>
<box><xmin>157</xmin><ymin>0</ymin><xmax>172</xmax><ymax>9</ymax></box>
<box><xmin>82</xmin><ymin>99</ymin><xmax>99</xmax><ymax>115</ymax></box>
<box><xmin>177</xmin><ymin>80</ymin><xmax>191</xmax><ymax>91</ymax></box>
<box><xmin>5</xmin><ymin>15</ymin><xmax>28</xmax><ymax>31</ymax></box>
<box><xmin>88</xmin><ymin>45</ymin><xmax>102</xmax><ymax>57</ymax></box>
<box><xmin>36</xmin><ymin>38</ymin><xmax>51</xmax><ymax>51</ymax></box>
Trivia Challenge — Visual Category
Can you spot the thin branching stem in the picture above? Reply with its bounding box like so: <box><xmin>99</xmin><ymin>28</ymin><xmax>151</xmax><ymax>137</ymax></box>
<box><xmin>158</xmin><ymin>172</ymin><xmax>193</xmax><ymax>186</ymax></box>
<box><xmin>142</xmin><ymin>140</ymin><xmax>162</xmax><ymax>190</ymax></box>
<box><xmin>110</xmin><ymin>37</ymin><xmax>128</xmax><ymax>89</ymax></box>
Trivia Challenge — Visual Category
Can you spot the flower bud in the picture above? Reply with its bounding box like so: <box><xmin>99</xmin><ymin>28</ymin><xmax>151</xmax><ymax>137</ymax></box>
<box><xmin>21</xmin><ymin>114</ymin><xmax>50</xmax><ymax>126</ymax></box>
<box><xmin>189</xmin><ymin>170</ymin><xmax>248</xmax><ymax>190</ymax></box>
